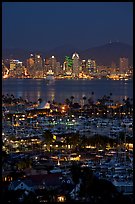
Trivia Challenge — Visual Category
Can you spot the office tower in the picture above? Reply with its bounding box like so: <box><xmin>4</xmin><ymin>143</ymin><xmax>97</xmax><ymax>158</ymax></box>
<box><xmin>34</xmin><ymin>54</ymin><xmax>43</xmax><ymax>77</ymax></box>
<box><xmin>27</xmin><ymin>54</ymin><xmax>36</xmax><ymax>77</ymax></box>
<box><xmin>86</xmin><ymin>59</ymin><xmax>97</xmax><ymax>74</ymax></box>
<box><xmin>9</xmin><ymin>59</ymin><xmax>23</xmax><ymax>77</ymax></box>
<box><xmin>2</xmin><ymin>61</ymin><xmax>10</xmax><ymax>78</ymax></box>
<box><xmin>10</xmin><ymin>59</ymin><xmax>22</xmax><ymax>70</ymax></box>
<box><xmin>26</xmin><ymin>54</ymin><xmax>43</xmax><ymax>78</ymax></box>
<box><xmin>48</xmin><ymin>56</ymin><xmax>61</xmax><ymax>76</ymax></box>
<box><xmin>111</xmin><ymin>61</ymin><xmax>116</xmax><ymax>73</ymax></box>
<box><xmin>10</xmin><ymin>60</ymin><xmax>16</xmax><ymax>70</ymax></box>
<box><xmin>43</xmin><ymin>58</ymin><xmax>50</xmax><ymax>76</ymax></box>
<box><xmin>49</xmin><ymin>56</ymin><xmax>57</xmax><ymax>75</ymax></box>
<box><xmin>27</xmin><ymin>54</ymin><xmax>35</xmax><ymax>68</ymax></box>
<box><xmin>35</xmin><ymin>54</ymin><xmax>42</xmax><ymax>68</ymax></box>
<box><xmin>119</xmin><ymin>57</ymin><xmax>128</xmax><ymax>73</ymax></box>
<box><xmin>64</xmin><ymin>56</ymin><xmax>73</xmax><ymax>76</ymax></box>
<box><xmin>72</xmin><ymin>52</ymin><xmax>80</xmax><ymax>77</ymax></box>
<box><xmin>81</xmin><ymin>60</ymin><xmax>87</xmax><ymax>74</ymax></box>
<box><xmin>55</xmin><ymin>61</ymin><xmax>61</xmax><ymax>76</ymax></box>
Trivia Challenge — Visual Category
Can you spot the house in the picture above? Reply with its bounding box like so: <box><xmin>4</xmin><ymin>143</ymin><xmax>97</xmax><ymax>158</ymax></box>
<box><xmin>27</xmin><ymin>173</ymin><xmax>63</xmax><ymax>190</ymax></box>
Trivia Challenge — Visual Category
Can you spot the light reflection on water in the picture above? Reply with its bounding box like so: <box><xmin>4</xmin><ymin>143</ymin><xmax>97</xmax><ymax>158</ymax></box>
<box><xmin>2</xmin><ymin>79</ymin><xmax>133</xmax><ymax>103</ymax></box>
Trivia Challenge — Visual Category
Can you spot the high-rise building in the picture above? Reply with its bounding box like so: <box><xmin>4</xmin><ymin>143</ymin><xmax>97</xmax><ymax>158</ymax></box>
<box><xmin>48</xmin><ymin>56</ymin><xmax>61</xmax><ymax>76</ymax></box>
<box><xmin>72</xmin><ymin>52</ymin><xmax>80</xmax><ymax>77</ymax></box>
<box><xmin>35</xmin><ymin>54</ymin><xmax>42</xmax><ymax>66</ymax></box>
<box><xmin>119</xmin><ymin>57</ymin><xmax>128</xmax><ymax>73</ymax></box>
<box><xmin>55</xmin><ymin>61</ymin><xmax>61</xmax><ymax>76</ymax></box>
<box><xmin>27</xmin><ymin>54</ymin><xmax>34</xmax><ymax>66</ymax></box>
<box><xmin>9</xmin><ymin>59</ymin><xmax>23</xmax><ymax>77</ymax></box>
<box><xmin>10</xmin><ymin>60</ymin><xmax>16</xmax><ymax>71</ymax></box>
<box><xmin>86</xmin><ymin>59</ymin><xmax>97</xmax><ymax>74</ymax></box>
<box><xmin>111</xmin><ymin>61</ymin><xmax>117</xmax><ymax>73</ymax></box>
<box><xmin>63</xmin><ymin>56</ymin><xmax>73</xmax><ymax>76</ymax></box>
<box><xmin>26</xmin><ymin>54</ymin><xmax>35</xmax><ymax>77</ymax></box>
<box><xmin>27</xmin><ymin>54</ymin><xmax>43</xmax><ymax>78</ymax></box>
<box><xmin>49</xmin><ymin>56</ymin><xmax>57</xmax><ymax>75</ymax></box>
<box><xmin>81</xmin><ymin>60</ymin><xmax>87</xmax><ymax>74</ymax></box>
<box><xmin>2</xmin><ymin>61</ymin><xmax>10</xmax><ymax>78</ymax></box>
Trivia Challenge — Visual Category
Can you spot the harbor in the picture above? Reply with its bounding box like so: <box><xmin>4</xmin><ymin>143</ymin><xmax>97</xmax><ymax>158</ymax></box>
<box><xmin>2</xmin><ymin>93</ymin><xmax>133</xmax><ymax>202</ymax></box>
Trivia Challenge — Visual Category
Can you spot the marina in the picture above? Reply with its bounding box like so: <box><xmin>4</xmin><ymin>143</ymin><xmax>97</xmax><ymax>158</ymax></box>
<box><xmin>2</xmin><ymin>93</ymin><xmax>133</xmax><ymax>199</ymax></box>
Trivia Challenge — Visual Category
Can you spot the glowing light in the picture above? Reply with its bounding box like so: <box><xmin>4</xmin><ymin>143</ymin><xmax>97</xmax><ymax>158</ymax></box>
<box><xmin>72</xmin><ymin>52</ymin><xmax>79</xmax><ymax>59</ymax></box>
<box><xmin>53</xmin><ymin>135</ymin><xmax>56</xmax><ymax>140</ymax></box>
<box><xmin>57</xmin><ymin>196</ymin><xmax>65</xmax><ymax>202</ymax></box>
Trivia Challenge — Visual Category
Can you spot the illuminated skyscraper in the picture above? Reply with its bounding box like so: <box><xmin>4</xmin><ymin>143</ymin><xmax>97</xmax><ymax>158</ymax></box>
<box><xmin>27</xmin><ymin>54</ymin><xmax>35</xmax><ymax>68</ymax></box>
<box><xmin>63</xmin><ymin>56</ymin><xmax>73</xmax><ymax>75</ymax></box>
<box><xmin>86</xmin><ymin>59</ymin><xmax>97</xmax><ymax>74</ymax></box>
<box><xmin>72</xmin><ymin>52</ymin><xmax>80</xmax><ymax>77</ymax></box>
<box><xmin>119</xmin><ymin>57</ymin><xmax>128</xmax><ymax>73</ymax></box>
<box><xmin>48</xmin><ymin>56</ymin><xmax>57</xmax><ymax>76</ymax></box>
<box><xmin>47</xmin><ymin>56</ymin><xmax>61</xmax><ymax>76</ymax></box>
<box><xmin>35</xmin><ymin>54</ymin><xmax>43</xmax><ymax>69</ymax></box>
<box><xmin>26</xmin><ymin>54</ymin><xmax>43</xmax><ymax>78</ymax></box>
<box><xmin>9</xmin><ymin>59</ymin><xmax>23</xmax><ymax>77</ymax></box>
<box><xmin>81</xmin><ymin>60</ymin><xmax>87</xmax><ymax>74</ymax></box>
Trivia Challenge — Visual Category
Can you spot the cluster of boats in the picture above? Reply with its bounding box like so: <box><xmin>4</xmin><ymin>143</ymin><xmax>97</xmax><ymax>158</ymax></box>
<box><xmin>2</xmin><ymin>102</ymin><xmax>133</xmax><ymax>196</ymax></box>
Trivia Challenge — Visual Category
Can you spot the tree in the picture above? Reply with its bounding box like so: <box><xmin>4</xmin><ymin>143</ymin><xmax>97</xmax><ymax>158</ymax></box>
<box><xmin>42</xmin><ymin>130</ymin><xmax>53</xmax><ymax>151</ymax></box>
<box><xmin>70</xmin><ymin>96</ymin><xmax>74</xmax><ymax>104</ymax></box>
<box><xmin>82</xmin><ymin>96</ymin><xmax>87</xmax><ymax>106</ymax></box>
<box><xmin>70</xmin><ymin>163</ymin><xmax>81</xmax><ymax>184</ymax></box>
<box><xmin>65</xmin><ymin>98</ymin><xmax>71</xmax><ymax>105</ymax></box>
<box><xmin>65</xmin><ymin>133</ymin><xmax>80</xmax><ymax>149</ymax></box>
<box><xmin>38</xmin><ymin>98</ymin><xmax>42</xmax><ymax>104</ymax></box>
<box><xmin>91</xmin><ymin>91</ymin><xmax>94</xmax><ymax>101</ymax></box>
<box><xmin>88</xmin><ymin>97</ymin><xmax>94</xmax><ymax>106</ymax></box>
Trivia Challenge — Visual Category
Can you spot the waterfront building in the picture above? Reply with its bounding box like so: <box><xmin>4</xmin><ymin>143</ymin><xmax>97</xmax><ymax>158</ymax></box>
<box><xmin>111</xmin><ymin>61</ymin><xmax>117</xmax><ymax>73</ymax></box>
<box><xmin>26</xmin><ymin>54</ymin><xmax>43</xmax><ymax>78</ymax></box>
<box><xmin>72</xmin><ymin>52</ymin><xmax>80</xmax><ymax>78</ymax></box>
<box><xmin>86</xmin><ymin>59</ymin><xmax>97</xmax><ymax>74</ymax></box>
<box><xmin>34</xmin><ymin>54</ymin><xmax>43</xmax><ymax>78</ymax></box>
<box><xmin>63</xmin><ymin>56</ymin><xmax>73</xmax><ymax>76</ymax></box>
<box><xmin>119</xmin><ymin>57</ymin><xmax>128</xmax><ymax>74</ymax></box>
<box><xmin>26</xmin><ymin>54</ymin><xmax>35</xmax><ymax>68</ymax></box>
<box><xmin>9</xmin><ymin>59</ymin><xmax>23</xmax><ymax>77</ymax></box>
<box><xmin>2</xmin><ymin>61</ymin><xmax>10</xmax><ymax>78</ymax></box>
<box><xmin>48</xmin><ymin>56</ymin><xmax>57</xmax><ymax>76</ymax></box>
<box><xmin>55</xmin><ymin>61</ymin><xmax>61</xmax><ymax>76</ymax></box>
<box><xmin>26</xmin><ymin>54</ymin><xmax>35</xmax><ymax>77</ymax></box>
<box><xmin>43</xmin><ymin>58</ymin><xmax>50</xmax><ymax>76</ymax></box>
<box><xmin>81</xmin><ymin>60</ymin><xmax>87</xmax><ymax>75</ymax></box>
<box><xmin>49</xmin><ymin>55</ymin><xmax>57</xmax><ymax>73</ymax></box>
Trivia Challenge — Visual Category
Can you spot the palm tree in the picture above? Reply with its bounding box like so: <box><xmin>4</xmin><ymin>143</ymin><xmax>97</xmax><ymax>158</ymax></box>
<box><xmin>65</xmin><ymin>98</ymin><xmax>70</xmax><ymax>105</ymax></box>
<box><xmin>70</xmin><ymin>96</ymin><xmax>74</xmax><ymax>104</ymax></box>
<box><xmin>42</xmin><ymin>130</ymin><xmax>53</xmax><ymax>151</ymax></box>
<box><xmin>88</xmin><ymin>97</ymin><xmax>94</xmax><ymax>106</ymax></box>
<box><xmin>91</xmin><ymin>91</ymin><xmax>94</xmax><ymax>96</ymax></box>
<box><xmin>82</xmin><ymin>95</ymin><xmax>87</xmax><ymax>106</ymax></box>
<box><xmin>91</xmin><ymin>91</ymin><xmax>94</xmax><ymax>103</ymax></box>
<box><xmin>38</xmin><ymin>98</ymin><xmax>42</xmax><ymax>104</ymax></box>
<box><xmin>110</xmin><ymin>92</ymin><xmax>112</xmax><ymax>97</ymax></box>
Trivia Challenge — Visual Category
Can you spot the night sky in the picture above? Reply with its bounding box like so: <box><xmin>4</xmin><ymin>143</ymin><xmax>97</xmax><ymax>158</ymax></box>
<box><xmin>2</xmin><ymin>2</ymin><xmax>133</xmax><ymax>51</ymax></box>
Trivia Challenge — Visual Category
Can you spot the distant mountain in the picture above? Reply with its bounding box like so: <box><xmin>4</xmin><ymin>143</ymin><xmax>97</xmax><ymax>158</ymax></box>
<box><xmin>2</xmin><ymin>42</ymin><xmax>133</xmax><ymax>66</ymax></box>
<box><xmin>44</xmin><ymin>44</ymin><xmax>80</xmax><ymax>63</ymax></box>
<box><xmin>80</xmin><ymin>42</ymin><xmax>133</xmax><ymax>66</ymax></box>
<box><xmin>2</xmin><ymin>48</ymin><xmax>41</xmax><ymax>62</ymax></box>
<box><xmin>2</xmin><ymin>45</ymin><xmax>78</xmax><ymax>64</ymax></box>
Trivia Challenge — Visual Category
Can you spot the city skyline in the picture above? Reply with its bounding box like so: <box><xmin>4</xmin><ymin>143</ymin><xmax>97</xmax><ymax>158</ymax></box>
<box><xmin>2</xmin><ymin>2</ymin><xmax>133</xmax><ymax>51</ymax></box>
